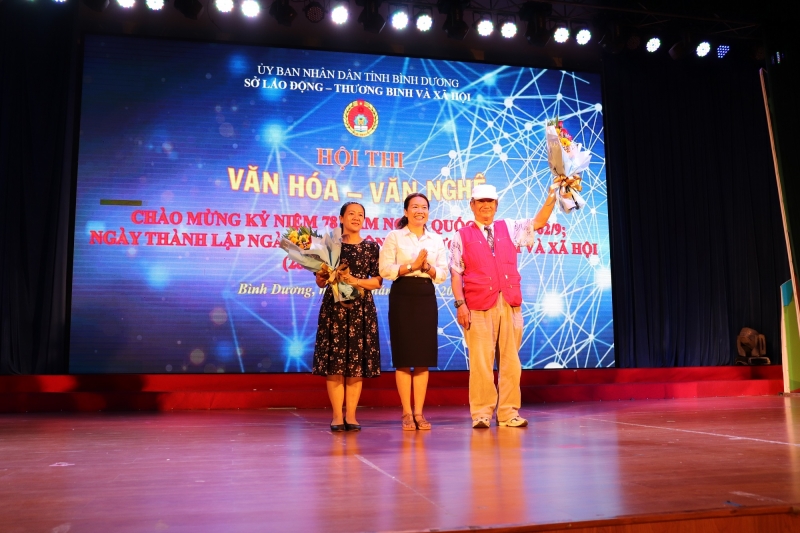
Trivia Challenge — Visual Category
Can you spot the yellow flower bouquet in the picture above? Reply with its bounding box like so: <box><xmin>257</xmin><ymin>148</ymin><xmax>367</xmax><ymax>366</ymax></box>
<box><xmin>282</xmin><ymin>226</ymin><xmax>320</xmax><ymax>250</ymax></box>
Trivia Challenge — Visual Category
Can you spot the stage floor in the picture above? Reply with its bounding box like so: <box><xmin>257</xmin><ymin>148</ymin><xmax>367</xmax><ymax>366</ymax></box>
<box><xmin>1</xmin><ymin>396</ymin><xmax>799</xmax><ymax>532</ymax></box>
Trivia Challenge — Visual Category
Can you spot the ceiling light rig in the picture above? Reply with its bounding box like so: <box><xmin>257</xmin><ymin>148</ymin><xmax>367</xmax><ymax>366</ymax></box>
<box><xmin>519</xmin><ymin>1</ymin><xmax>552</xmax><ymax>47</ymax></box>
<box><xmin>600</xmin><ymin>21</ymin><xmax>627</xmax><ymax>54</ymax></box>
<box><xmin>269</xmin><ymin>0</ymin><xmax>298</xmax><ymax>26</ymax></box>
<box><xmin>356</xmin><ymin>0</ymin><xmax>386</xmax><ymax>33</ymax></box>
<box><xmin>93</xmin><ymin>0</ymin><xmax>757</xmax><ymax>67</ymax></box>
<box><xmin>174</xmin><ymin>0</ymin><xmax>203</xmax><ymax>18</ymax></box>
<box><xmin>83</xmin><ymin>0</ymin><xmax>110</xmax><ymax>11</ymax></box>
<box><xmin>438</xmin><ymin>0</ymin><xmax>470</xmax><ymax>40</ymax></box>
<box><xmin>669</xmin><ymin>36</ymin><xmax>688</xmax><ymax>60</ymax></box>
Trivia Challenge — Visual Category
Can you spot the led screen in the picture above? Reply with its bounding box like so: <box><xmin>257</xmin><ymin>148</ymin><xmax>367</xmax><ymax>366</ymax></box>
<box><xmin>70</xmin><ymin>34</ymin><xmax>613</xmax><ymax>373</ymax></box>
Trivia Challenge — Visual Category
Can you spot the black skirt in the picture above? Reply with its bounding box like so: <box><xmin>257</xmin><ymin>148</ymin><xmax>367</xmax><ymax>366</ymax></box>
<box><xmin>388</xmin><ymin>277</ymin><xmax>438</xmax><ymax>368</ymax></box>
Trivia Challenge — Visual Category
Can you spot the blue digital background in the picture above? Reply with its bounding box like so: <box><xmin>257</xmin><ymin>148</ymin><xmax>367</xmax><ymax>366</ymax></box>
<box><xmin>70</xmin><ymin>34</ymin><xmax>613</xmax><ymax>373</ymax></box>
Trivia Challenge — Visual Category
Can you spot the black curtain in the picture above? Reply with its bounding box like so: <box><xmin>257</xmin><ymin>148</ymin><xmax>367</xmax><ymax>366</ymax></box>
<box><xmin>604</xmin><ymin>54</ymin><xmax>789</xmax><ymax>367</ymax></box>
<box><xmin>0</xmin><ymin>2</ymin><xmax>77</xmax><ymax>374</ymax></box>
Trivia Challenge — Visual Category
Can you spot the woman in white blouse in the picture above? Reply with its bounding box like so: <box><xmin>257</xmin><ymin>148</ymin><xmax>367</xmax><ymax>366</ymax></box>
<box><xmin>379</xmin><ymin>193</ymin><xmax>448</xmax><ymax>430</ymax></box>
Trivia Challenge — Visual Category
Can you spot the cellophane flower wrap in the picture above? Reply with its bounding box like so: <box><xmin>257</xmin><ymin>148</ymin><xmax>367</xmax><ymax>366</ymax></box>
<box><xmin>278</xmin><ymin>227</ymin><xmax>364</xmax><ymax>303</ymax></box>
<box><xmin>546</xmin><ymin>119</ymin><xmax>592</xmax><ymax>214</ymax></box>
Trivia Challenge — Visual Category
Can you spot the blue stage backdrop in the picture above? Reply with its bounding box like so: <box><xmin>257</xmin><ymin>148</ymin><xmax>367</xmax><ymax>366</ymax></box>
<box><xmin>69</xmin><ymin>34</ymin><xmax>613</xmax><ymax>374</ymax></box>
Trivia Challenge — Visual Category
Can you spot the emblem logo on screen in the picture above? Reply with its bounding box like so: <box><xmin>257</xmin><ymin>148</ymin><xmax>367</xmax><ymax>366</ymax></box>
<box><xmin>343</xmin><ymin>100</ymin><xmax>378</xmax><ymax>137</ymax></box>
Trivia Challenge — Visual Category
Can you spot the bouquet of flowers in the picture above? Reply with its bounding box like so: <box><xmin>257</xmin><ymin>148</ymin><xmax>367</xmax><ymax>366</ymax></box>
<box><xmin>283</xmin><ymin>226</ymin><xmax>320</xmax><ymax>250</ymax></box>
<box><xmin>545</xmin><ymin>118</ymin><xmax>592</xmax><ymax>214</ymax></box>
<box><xmin>279</xmin><ymin>227</ymin><xmax>364</xmax><ymax>304</ymax></box>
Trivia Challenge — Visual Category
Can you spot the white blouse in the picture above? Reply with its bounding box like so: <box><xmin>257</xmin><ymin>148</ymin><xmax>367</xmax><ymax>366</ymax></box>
<box><xmin>379</xmin><ymin>227</ymin><xmax>449</xmax><ymax>284</ymax></box>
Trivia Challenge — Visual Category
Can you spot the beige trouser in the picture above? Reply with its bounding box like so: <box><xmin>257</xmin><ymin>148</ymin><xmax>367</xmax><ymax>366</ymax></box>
<box><xmin>465</xmin><ymin>293</ymin><xmax>523</xmax><ymax>421</ymax></box>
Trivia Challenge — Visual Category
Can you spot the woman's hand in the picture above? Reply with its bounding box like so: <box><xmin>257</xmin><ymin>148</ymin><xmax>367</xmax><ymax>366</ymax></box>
<box><xmin>314</xmin><ymin>270</ymin><xmax>327</xmax><ymax>288</ymax></box>
<box><xmin>411</xmin><ymin>249</ymin><xmax>428</xmax><ymax>271</ymax></box>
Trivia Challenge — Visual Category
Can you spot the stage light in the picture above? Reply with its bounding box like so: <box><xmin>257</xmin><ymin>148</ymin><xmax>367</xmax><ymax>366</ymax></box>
<box><xmin>146</xmin><ymin>0</ymin><xmax>164</xmax><ymax>9</ymax></box>
<box><xmin>54</xmin><ymin>0</ymin><xmax>68</xmax><ymax>3</ymax></box>
<box><xmin>331</xmin><ymin>4</ymin><xmax>349</xmax><ymax>24</ymax></box>
<box><xmin>83</xmin><ymin>0</ymin><xmax>109</xmax><ymax>11</ymax></box>
<box><xmin>389</xmin><ymin>5</ymin><xmax>409</xmax><ymax>30</ymax></box>
<box><xmin>216</xmin><ymin>0</ymin><xmax>233</xmax><ymax>11</ymax></box>
<box><xmin>717</xmin><ymin>44</ymin><xmax>730</xmax><ymax>58</ymax></box>
<box><xmin>476</xmin><ymin>19</ymin><xmax>493</xmax><ymax>36</ymax></box>
<box><xmin>570</xmin><ymin>21</ymin><xmax>592</xmax><ymax>45</ymax></box>
<box><xmin>269</xmin><ymin>0</ymin><xmax>297</xmax><ymax>26</ymax></box>
<box><xmin>117</xmin><ymin>0</ymin><xmax>135</xmax><ymax>8</ymax></box>
<box><xmin>439</xmin><ymin>0</ymin><xmax>469</xmax><ymax>40</ymax></box>
<box><xmin>519</xmin><ymin>2</ymin><xmax>551</xmax><ymax>47</ymax></box>
<box><xmin>696</xmin><ymin>41</ymin><xmax>710</xmax><ymax>57</ymax></box>
<box><xmin>357</xmin><ymin>0</ymin><xmax>385</xmax><ymax>34</ymax></box>
<box><xmin>241</xmin><ymin>0</ymin><xmax>260</xmax><ymax>17</ymax></box>
<box><xmin>553</xmin><ymin>26</ymin><xmax>569</xmax><ymax>43</ymax></box>
<box><xmin>500</xmin><ymin>21</ymin><xmax>517</xmax><ymax>39</ymax></box>
<box><xmin>304</xmin><ymin>1</ymin><xmax>325</xmax><ymax>22</ymax></box>
<box><xmin>174</xmin><ymin>0</ymin><xmax>203</xmax><ymax>18</ymax></box>
<box><xmin>415</xmin><ymin>11</ymin><xmax>433</xmax><ymax>32</ymax></box>
<box><xmin>646</xmin><ymin>37</ymin><xmax>661</xmax><ymax>52</ymax></box>
<box><xmin>474</xmin><ymin>13</ymin><xmax>493</xmax><ymax>37</ymax></box>
<box><xmin>391</xmin><ymin>11</ymin><xmax>408</xmax><ymax>30</ymax></box>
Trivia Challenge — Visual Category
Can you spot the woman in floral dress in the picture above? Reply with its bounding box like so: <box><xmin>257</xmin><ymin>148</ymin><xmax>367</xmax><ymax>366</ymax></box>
<box><xmin>312</xmin><ymin>202</ymin><xmax>382</xmax><ymax>432</ymax></box>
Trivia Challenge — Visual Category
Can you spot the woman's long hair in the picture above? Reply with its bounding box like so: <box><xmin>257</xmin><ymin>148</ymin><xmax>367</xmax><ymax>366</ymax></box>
<box><xmin>397</xmin><ymin>193</ymin><xmax>430</xmax><ymax>229</ymax></box>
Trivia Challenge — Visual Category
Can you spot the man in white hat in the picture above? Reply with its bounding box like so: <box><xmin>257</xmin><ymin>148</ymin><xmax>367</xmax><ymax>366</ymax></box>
<box><xmin>449</xmin><ymin>182</ymin><xmax>557</xmax><ymax>428</ymax></box>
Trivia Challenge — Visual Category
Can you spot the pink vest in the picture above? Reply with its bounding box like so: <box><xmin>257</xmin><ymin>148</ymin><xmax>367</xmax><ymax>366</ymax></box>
<box><xmin>459</xmin><ymin>221</ymin><xmax>523</xmax><ymax>310</ymax></box>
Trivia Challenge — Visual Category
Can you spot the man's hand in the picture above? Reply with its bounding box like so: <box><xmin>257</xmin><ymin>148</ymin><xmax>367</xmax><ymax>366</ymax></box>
<box><xmin>457</xmin><ymin>303</ymin><xmax>471</xmax><ymax>330</ymax></box>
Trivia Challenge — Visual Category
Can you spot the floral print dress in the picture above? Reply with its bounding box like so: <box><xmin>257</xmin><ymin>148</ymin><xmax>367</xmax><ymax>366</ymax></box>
<box><xmin>312</xmin><ymin>240</ymin><xmax>381</xmax><ymax>377</ymax></box>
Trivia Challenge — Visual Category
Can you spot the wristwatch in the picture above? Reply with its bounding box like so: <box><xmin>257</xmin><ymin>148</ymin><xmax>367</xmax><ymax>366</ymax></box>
<box><xmin>406</xmin><ymin>263</ymin><xmax>413</xmax><ymax>272</ymax></box>
<box><xmin>454</xmin><ymin>299</ymin><xmax>465</xmax><ymax>308</ymax></box>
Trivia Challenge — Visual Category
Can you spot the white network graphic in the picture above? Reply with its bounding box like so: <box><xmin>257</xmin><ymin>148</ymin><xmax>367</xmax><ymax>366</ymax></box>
<box><xmin>223</xmin><ymin>60</ymin><xmax>613</xmax><ymax>372</ymax></box>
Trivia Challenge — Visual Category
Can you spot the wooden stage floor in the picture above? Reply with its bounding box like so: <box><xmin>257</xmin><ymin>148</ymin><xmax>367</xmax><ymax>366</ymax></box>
<box><xmin>1</xmin><ymin>396</ymin><xmax>799</xmax><ymax>532</ymax></box>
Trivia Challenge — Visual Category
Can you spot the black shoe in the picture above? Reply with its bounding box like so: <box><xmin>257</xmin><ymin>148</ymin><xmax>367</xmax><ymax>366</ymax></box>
<box><xmin>330</xmin><ymin>424</ymin><xmax>346</xmax><ymax>432</ymax></box>
<box><xmin>344</xmin><ymin>420</ymin><xmax>361</xmax><ymax>432</ymax></box>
